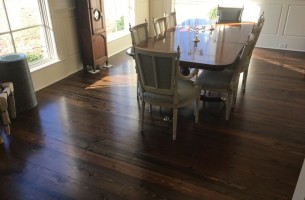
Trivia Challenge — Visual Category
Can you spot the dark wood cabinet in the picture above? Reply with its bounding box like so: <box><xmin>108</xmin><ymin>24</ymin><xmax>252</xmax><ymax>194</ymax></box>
<box><xmin>75</xmin><ymin>0</ymin><xmax>108</xmax><ymax>72</ymax></box>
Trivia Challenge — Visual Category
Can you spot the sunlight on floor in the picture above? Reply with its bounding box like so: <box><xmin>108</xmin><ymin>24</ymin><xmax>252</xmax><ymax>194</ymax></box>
<box><xmin>253</xmin><ymin>54</ymin><xmax>305</xmax><ymax>75</ymax></box>
<box><xmin>85</xmin><ymin>74</ymin><xmax>137</xmax><ymax>89</ymax></box>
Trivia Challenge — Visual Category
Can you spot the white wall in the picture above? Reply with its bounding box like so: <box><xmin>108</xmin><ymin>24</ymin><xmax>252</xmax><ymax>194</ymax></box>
<box><xmin>31</xmin><ymin>0</ymin><xmax>81</xmax><ymax>91</ymax></box>
<box><xmin>255</xmin><ymin>0</ymin><xmax>305</xmax><ymax>52</ymax></box>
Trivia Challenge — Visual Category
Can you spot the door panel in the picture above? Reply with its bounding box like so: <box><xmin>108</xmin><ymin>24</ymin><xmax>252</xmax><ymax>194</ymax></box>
<box><xmin>89</xmin><ymin>0</ymin><xmax>105</xmax><ymax>34</ymax></box>
<box><xmin>92</xmin><ymin>33</ymin><xmax>107</xmax><ymax>65</ymax></box>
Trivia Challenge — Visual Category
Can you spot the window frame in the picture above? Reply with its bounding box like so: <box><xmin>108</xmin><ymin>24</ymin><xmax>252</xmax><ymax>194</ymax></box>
<box><xmin>0</xmin><ymin>0</ymin><xmax>57</xmax><ymax>71</ymax></box>
<box><xmin>104</xmin><ymin>0</ymin><xmax>135</xmax><ymax>42</ymax></box>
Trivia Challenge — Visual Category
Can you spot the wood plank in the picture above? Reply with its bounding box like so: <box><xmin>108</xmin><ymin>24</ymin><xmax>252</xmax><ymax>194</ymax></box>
<box><xmin>1</xmin><ymin>49</ymin><xmax>305</xmax><ymax>200</ymax></box>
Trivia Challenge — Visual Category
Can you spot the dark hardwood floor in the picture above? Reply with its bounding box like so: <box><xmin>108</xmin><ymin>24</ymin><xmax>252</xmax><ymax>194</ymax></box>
<box><xmin>1</xmin><ymin>48</ymin><xmax>305</xmax><ymax>200</ymax></box>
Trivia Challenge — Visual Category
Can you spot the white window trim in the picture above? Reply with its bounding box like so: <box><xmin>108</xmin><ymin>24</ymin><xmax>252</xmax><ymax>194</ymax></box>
<box><xmin>0</xmin><ymin>0</ymin><xmax>57</xmax><ymax>71</ymax></box>
<box><xmin>104</xmin><ymin>0</ymin><xmax>135</xmax><ymax>42</ymax></box>
<box><xmin>107</xmin><ymin>30</ymin><xmax>130</xmax><ymax>42</ymax></box>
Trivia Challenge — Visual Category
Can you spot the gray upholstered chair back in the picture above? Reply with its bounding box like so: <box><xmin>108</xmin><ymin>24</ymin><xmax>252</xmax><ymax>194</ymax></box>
<box><xmin>253</xmin><ymin>12</ymin><xmax>265</xmax><ymax>45</ymax></box>
<box><xmin>241</xmin><ymin>13</ymin><xmax>265</xmax><ymax>73</ymax></box>
<box><xmin>129</xmin><ymin>20</ymin><xmax>149</xmax><ymax>47</ymax></box>
<box><xmin>164</xmin><ymin>11</ymin><xmax>177</xmax><ymax>29</ymax></box>
<box><xmin>134</xmin><ymin>46</ymin><xmax>200</xmax><ymax>140</ymax></box>
<box><xmin>153</xmin><ymin>16</ymin><xmax>167</xmax><ymax>36</ymax></box>
<box><xmin>217</xmin><ymin>5</ymin><xmax>244</xmax><ymax>23</ymax></box>
<box><xmin>134</xmin><ymin>46</ymin><xmax>179</xmax><ymax>96</ymax></box>
<box><xmin>236</xmin><ymin>35</ymin><xmax>256</xmax><ymax>73</ymax></box>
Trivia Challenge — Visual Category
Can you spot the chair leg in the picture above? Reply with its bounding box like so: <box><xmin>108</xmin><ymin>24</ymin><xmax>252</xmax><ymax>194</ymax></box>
<box><xmin>136</xmin><ymin>81</ymin><xmax>140</xmax><ymax>100</ymax></box>
<box><xmin>0</xmin><ymin>135</ymin><xmax>3</xmax><ymax>144</ymax></box>
<box><xmin>195</xmin><ymin>97</ymin><xmax>199</xmax><ymax>123</ymax></box>
<box><xmin>232</xmin><ymin>83</ymin><xmax>239</xmax><ymax>109</ymax></box>
<box><xmin>225</xmin><ymin>93</ymin><xmax>232</xmax><ymax>120</ymax></box>
<box><xmin>2</xmin><ymin>82</ymin><xmax>16</xmax><ymax>118</ymax></box>
<box><xmin>1</xmin><ymin>110</ymin><xmax>11</xmax><ymax>135</ymax></box>
<box><xmin>242</xmin><ymin>69</ymin><xmax>248</xmax><ymax>93</ymax></box>
<box><xmin>141</xmin><ymin>101</ymin><xmax>145</xmax><ymax>131</ymax></box>
<box><xmin>202</xmin><ymin>90</ymin><xmax>206</xmax><ymax>107</ymax></box>
<box><xmin>4</xmin><ymin>126</ymin><xmax>10</xmax><ymax>135</ymax></box>
<box><xmin>172</xmin><ymin>108</ymin><xmax>178</xmax><ymax>140</ymax></box>
<box><xmin>1</xmin><ymin>93</ymin><xmax>11</xmax><ymax>134</ymax></box>
<box><xmin>136</xmin><ymin>67</ymin><xmax>140</xmax><ymax>100</ymax></box>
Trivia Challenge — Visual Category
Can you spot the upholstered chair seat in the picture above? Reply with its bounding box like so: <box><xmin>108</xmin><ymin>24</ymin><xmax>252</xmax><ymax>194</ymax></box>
<box><xmin>143</xmin><ymin>79</ymin><xmax>200</xmax><ymax>106</ymax></box>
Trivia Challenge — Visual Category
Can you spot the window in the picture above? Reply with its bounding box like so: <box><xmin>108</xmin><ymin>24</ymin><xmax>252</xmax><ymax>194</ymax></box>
<box><xmin>104</xmin><ymin>0</ymin><xmax>134</xmax><ymax>42</ymax></box>
<box><xmin>0</xmin><ymin>0</ymin><xmax>56</xmax><ymax>69</ymax></box>
<box><xmin>175</xmin><ymin>0</ymin><xmax>260</xmax><ymax>24</ymax></box>
<box><xmin>175</xmin><ymin>0</ymin><xmax>219</xmax><ymax>24</ymax></box>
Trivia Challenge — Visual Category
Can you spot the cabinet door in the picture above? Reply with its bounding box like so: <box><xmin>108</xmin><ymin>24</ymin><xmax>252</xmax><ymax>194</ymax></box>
<box><xmin>92</xmin><ymin>33</ymin><xmax>107</xmax><ymax>66</ymax></box>
<box><xmin>89</xmin><ymin>0</ymin><xmax>106</xmax><ymax>34</ymax></box>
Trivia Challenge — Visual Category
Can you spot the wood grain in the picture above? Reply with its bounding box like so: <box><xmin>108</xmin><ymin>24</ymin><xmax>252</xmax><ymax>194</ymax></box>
<box><xmin>1</xmin><ymin>48</ymin><xmax>305</xmax><ymax>200</ymax></box>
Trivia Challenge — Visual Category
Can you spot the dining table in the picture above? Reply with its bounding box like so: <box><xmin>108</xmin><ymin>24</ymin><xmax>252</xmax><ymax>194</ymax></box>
<box><xmin>134</xmin><ymin>20</ymin><xmax>255</xmax><ymax>71</ymax></box>
<box><xmin>128</xmin><ymin>19</ymin><xmax>255</xmax><ymax>111</ymax></box>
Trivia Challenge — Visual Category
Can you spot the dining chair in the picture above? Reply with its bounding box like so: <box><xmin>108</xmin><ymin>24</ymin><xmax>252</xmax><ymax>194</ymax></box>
<box><xmin>240</xmin><ymin>12</ymin><xmax>265</xmax><ymax>93</ymax></box>
<box><xmin>134</xmin><ymin>46</ymin><xmax>200</xmax><ymax>140</ymax></box>
<box><xmin>164</xmin><ymin>11</ymin><xmax>177</xmax><ymax>29</ymax></box>
<box><xmin>129</xmin><ymin>19</ymin><xmax>149</xmax><ymax>99</ymax></box>
<box><xmin>0</xmin><ymin>82</ymin><xmax>16</xmax><ymax>144</ymax></box>
<box><xmin>198</xmin><ymin>36</ymin><xmax>254</xmax><ymax>120</ymax></box>
<box><xmin>129</xmin><ymin>19</ymin><xmax>149</xmax><ymax>48</ymax></box>
<box><xmin>152</xmin><ymin>16</ymin><xmax>167</xmax><ymax>36</ymax></box>
<box><xmin>163</xmin><ymin>11</ymin><xmax>192</xmax><ymax>77</ymax></box>
<box><xmin>217</xmin><ymin>5</ymin><xmax>244</xmax><ymax>23</ymax></box>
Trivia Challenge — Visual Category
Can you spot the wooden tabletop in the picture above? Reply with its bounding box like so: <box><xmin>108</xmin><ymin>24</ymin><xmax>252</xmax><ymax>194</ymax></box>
<box><xmin>137</xmin><ymin>22</ymin><xmax>254</xmax><ymax>70</ymax></box>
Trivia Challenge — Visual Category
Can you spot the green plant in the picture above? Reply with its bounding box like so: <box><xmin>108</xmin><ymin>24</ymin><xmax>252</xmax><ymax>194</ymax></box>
<box><xmin>26</xmin><ymin>53</ymin><xmax>43</xmax><ymax>63</ymax></box>
<box><xmin>116</xmin><ymin>16</ymin><xmax>125</xmax><ymax>31</ymax></box>
<box><xmin>208</xmin><ymin>7</ymin><xmax>218</xmax><ymax>20</ymax></box>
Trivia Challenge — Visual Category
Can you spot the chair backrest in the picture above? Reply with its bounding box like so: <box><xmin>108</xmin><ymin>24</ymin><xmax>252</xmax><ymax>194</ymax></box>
<box><xmin>129</xmin><ymin>19</ymin><xmax>149</xmax><ymax>47</ymax></box>
<box><xmin>255</xmin><ymin>12</ymin><xmax>265</xmax><ymax>39</ymax></box>
<box><xmin>257</xmin><ymin>12</ymin><xmax>265</xmax><ymax>25</ymax></box>
<box><xmin>236</xmin><ymin>35</ymin><xmax>256</xmax><ymax>74</ymax></box>
<box><xmin>134</xmin><ymin>46</ymin><xmax>180</xmax><ymax>96</ymax></box>
<box><xmin>217</xmin><ymin>5</ymin><xmax>244</xmax><ymax>23</ymax></box>
<box><xmin>153</xmin><ymin>16</ymin><xmax>167</xmax><ymax>35</ymax></box>
<box><xmin>242</xmin><ymin>12</ymin><xmax>265</xmax><ymax>69</ymax></box>
<box><xmin>164</xmin><ymin>11</ymin><xmax>177</xmax><ymax>29</ymax></box>
<box><xmin>251</xmin><ymin>12</ymin><xmax>265</xmax><ymax>51</ymax></box>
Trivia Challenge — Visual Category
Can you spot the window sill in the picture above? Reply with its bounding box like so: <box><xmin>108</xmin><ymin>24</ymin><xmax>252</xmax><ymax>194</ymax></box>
<box><xmin>107</xmin><ymin>30</ymin><xmax>130</xmax><ymax>43</ymax></box>
<box><xmin>29</xmin><ymin>58</ymin><xmax>60</xmax><ymax>73</ymax></box>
